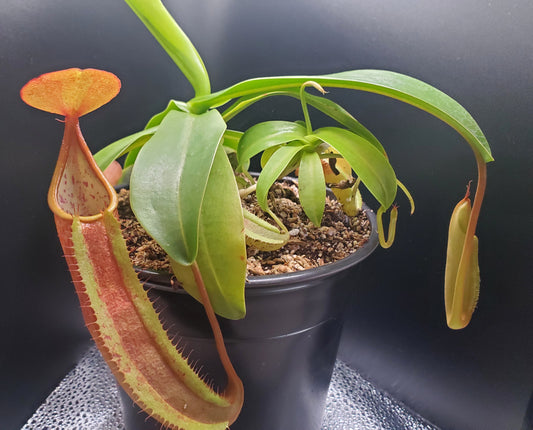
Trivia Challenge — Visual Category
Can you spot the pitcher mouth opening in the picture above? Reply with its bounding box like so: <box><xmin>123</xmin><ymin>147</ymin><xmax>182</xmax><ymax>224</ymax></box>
<box><xmin>48</xmin><ymin>116</ymin><xmax>117</xmax><ymax>223</ymax></box>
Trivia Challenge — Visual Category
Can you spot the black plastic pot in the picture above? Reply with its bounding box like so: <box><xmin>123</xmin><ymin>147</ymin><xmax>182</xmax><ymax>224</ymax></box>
<box><xmin>119</xmin><ymin>205</ymin><xmax>378</xmax><ymax>430</ymax></box>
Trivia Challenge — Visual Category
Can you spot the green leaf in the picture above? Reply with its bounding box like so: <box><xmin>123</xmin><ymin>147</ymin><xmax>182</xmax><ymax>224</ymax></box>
<box><xmin>222</xmin><ymin>91</ymin><xmax>288</xmax><ymax>122</ymax></box>
<box><xmin>223</xmin><ymin>130</ymin><xmax>245</xmax><ymax>172</ymax></box>
<box><xmin>189</xmin><ymin>70</ymin><xmax>493</xmax><ymax>163</ymax></box>
<box><xmin>124</xmin><ymin>0</ymin><xmax>210</xmax><ymax>97</ymax></box>
<box><xmin>95</xmin><ymin>100</ymin><xmax>189</xmax><ymax>171</ymax></box>
<box><xmin>293</xmin><ymin>91</ymin><xmax>386</xmax><ymax>155</ymax></box>
<box><xmin>260</xmin><ymin>146</ymin><xmax>277</xmax><ymax>169</ymax></box>
<box><xmin>94</xmin><ymin>127</ymin><xmax>157</xmax><ymax>171</ymax></box>
<box><xmin>256</xmin><ymin>144</ymin><xmax>305</xmax><ymax>211</ymax></box>
<box><xmin>123</xmin><ymin>143</ymin><xmax>144</xmax><ymax>169</ymax></box>
<box><xmin>145</xmin><ymin>99</ymin><xmax>188</xmax><ymax>128</ymax></box>
<box><xmin>243</xmin><ymin>209</ymin><xmax>289</xmax><ymax>251</ymax></box>
<box><xmin>237</xmin><ymin>121</ymin><xmax>307</xmax><ymax>168</ymax></box>
<box><xmin>223</xmin><ymin>89</ymin><xmax>387</xmax><ymax>155</ymax></box>
<box><xmin>170</xmin><ymin>146</ymin><xmax>246</xmax><ymax>320</ymax></box>
<box><xmin>130</xmin><ymin>109</ymin><xmax>226</xmax><ymax>264</ymax></box>
<box><xmin>298</xmin><ymin>150</ymin><xmax>326</xmax><ymax>226</ymax></box>
<box><xmin>222</xmin><ymin>129</ymin><xmax>243</xmax><ymax>152</ymax></box>
<box><xmin>314</xmin><ymin>127</ymin><xmax>397</xmax><ymax>208</ymax></box>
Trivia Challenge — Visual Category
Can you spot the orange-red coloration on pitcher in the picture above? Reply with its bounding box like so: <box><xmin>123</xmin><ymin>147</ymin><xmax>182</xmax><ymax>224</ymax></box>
<box><xmin>21</xmin><ymin>69</ymin><xmax>243</xmax><ymax>429</ymax></box>
<box><xmin>20</xmin><ymin>68</ymin><xmax>121</xmax><ymax>117</ymax></box>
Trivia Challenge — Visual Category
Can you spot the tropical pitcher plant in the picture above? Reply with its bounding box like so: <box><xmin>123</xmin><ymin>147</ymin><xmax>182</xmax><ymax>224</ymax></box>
<box><xmin>20</xmin><ymin>0</ymin><xmax>493</xmax><ymax>428</ymax></box>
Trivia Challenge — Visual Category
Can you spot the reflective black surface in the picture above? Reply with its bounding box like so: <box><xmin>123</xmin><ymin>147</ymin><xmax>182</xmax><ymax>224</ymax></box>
<box><xmin>22</xmin><ymin>346</ymin><xmax>439</xmax><ymax>430</ymax></box>
<box><xmin>1</xmin><ymin>1</ymin><xmax>532</xmax><ymax>429</ymax></box>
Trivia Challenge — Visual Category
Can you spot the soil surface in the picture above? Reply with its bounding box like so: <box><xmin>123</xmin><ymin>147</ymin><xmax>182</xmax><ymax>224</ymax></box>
<box><xmin>117</xmin><ymin>180</ymin><xmax>372</xmax><ymax>277</ymax></box>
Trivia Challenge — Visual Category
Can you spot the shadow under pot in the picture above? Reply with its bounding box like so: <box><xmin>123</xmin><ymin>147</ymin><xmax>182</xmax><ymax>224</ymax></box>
<box><xmin>118</xmin><ymin>205</ymin><xmax>378</xmax><ymax>430</ymax></box>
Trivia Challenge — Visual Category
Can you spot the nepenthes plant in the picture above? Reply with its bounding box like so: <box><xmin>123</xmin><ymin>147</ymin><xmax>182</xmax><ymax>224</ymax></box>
<box><xmin>21</xmin><ymin>0</ymin><xmax>493</xmax><ymax>428</ymax></box>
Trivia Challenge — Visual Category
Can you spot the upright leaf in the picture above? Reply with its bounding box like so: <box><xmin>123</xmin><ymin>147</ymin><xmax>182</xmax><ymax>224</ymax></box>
<box><xmin>171</xmin><ymin>146</ymin><xmax>247</xmax><ymax>320</ymax></box>
<box><xmin>124</xmin><ymin>0</ymin><xmax>210</xmax><ymax>97</ymax></box>
<box><xmin>256</xmin><ymin>144</ymin><xmax>305</xmax><ymax>211</ymax></box>
<box><xmin>298</xmin><ymin>150</ymin><xmax>326</xmax><ymax>225</ymax></box>
<box><xmin>130</xmin><ymin>110</ymin><xmax>226</xmax><ymax>264</ymax></box>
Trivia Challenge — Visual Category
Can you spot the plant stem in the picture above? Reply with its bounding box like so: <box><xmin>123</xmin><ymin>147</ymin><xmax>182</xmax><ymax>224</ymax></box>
<box><xmin>191</xmin><ymin>262</ymin><xmax>244</xmax><ymax>419</ymax></box>
<box><xmin>299</xmin><ymin>81</ymin><xmax>326</xmax><ymax>135</ymax></box>
<box><xmin>239</xmin><ymin>184</ymin><xmax>257</xmax><ymax>199</ymax></box>
<box><xmin>452</xmin><ymin>152</ymin><xmax>487</xmax><ymax>318</ymax></box>
<box><xmin>466</xmin><ymin>152</ymin><xmax>487</xmax><ymax>245</ymax></box>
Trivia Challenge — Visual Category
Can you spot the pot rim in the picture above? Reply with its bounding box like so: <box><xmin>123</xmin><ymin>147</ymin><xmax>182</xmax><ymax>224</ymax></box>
<box><xmin>139</xmin><ymin>204</ymin><xmax>378</xmax><ymax>295</ymax></box>
<box><xmin>246</xmin><ymin>204</ymin><xmax>377</xmax><ymax>287</ymax></box>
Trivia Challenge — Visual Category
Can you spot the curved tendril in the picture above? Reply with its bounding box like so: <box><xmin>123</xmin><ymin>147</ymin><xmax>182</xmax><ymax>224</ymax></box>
<box><xmin>299</xmin><ymin>81</ymin><xmax>326</xmax><ymax>135</ymax></box>
<box><xmin>266</xmin><ymin>207</ymin><xmax>289</xmax><ymax>235</ymax></box>
<box><xmin>377</xmin><ymin>205</ymin><xmax>398</xmax><ymax>249</ymax></box>
<box><xmin>353</xmin><ymin>177</ymin><xmax>361</xmax><ymax>195</ymax></box>
<box><xmin>396</xmin><ymin>179</ymin><xmax>415</xmax><ymax>215</ymax></box>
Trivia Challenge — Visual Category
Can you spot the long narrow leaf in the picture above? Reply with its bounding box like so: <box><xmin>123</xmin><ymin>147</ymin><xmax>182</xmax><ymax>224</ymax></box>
<box><xmin>223</xmin><ymin>89</ymin><xmax>386</xmax><ymax>155</ymax></box>
<box><xmin>256</xmin><ymin>144</ymin><xmax>305</xmax><ymax>211</ymax></box>
<box><xmin>123</xmin><ymin>144</ymin><xmax>143</xmax><ymax>169</ymax></box>
<box><xmin>130</xmin><ymin>110</ymin><xmax>226</xmax><ymax>264</ymax></box>
<box><xmin>223</xmin><ymin>129</ymin><xmax>244</xmax><ymax>152</ymax></box>
<box><xmin>298</xmin><ymin>151</ymin><xmax>326</xmax><ymax>225</ymax></box>
<box><xmin>222</xmin><ymin>91</ymin><xmax>289</xmax><ymax>122</ymax></box>
<box><xmin>189</xmin><ymin>70</ymin><xmax>492</xmax><ymax>162</ymax></box>
<box><xmin>314</xmin><ymin>127</ymin><xmax>397</xmax><ymax>208</ymax></box>
<box><xmin>124</xmin><ymin>0</ymin><xmax>210</xmax><ymax>97</ymax></box>
<box><xmin>294</xmin><ymin>91</ymin><xmax>386</xmax><ymax>155</ymax></box>
<box><xmin>237</xmin><ymin>121</ymin><xmax>307</xmax><ymax>168</ymax></box>
<box><xmin>94</xmin><ymin>127</ymin><xmax>157</xmax><ymax>170</ymax></box>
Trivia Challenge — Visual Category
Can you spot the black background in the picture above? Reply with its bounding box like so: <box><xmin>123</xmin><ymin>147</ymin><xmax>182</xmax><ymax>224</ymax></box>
<box><xmin>1</xmin><ymin>1</ymin><xmax>532</xmax><ymax>429</ymax></box>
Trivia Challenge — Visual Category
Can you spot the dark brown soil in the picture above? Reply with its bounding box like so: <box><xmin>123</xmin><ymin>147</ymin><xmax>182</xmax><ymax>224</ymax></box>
<box><xmin>117</xmin><ymin>180</ymin><xmax>371</xmax><ymax>277</ymax></box>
